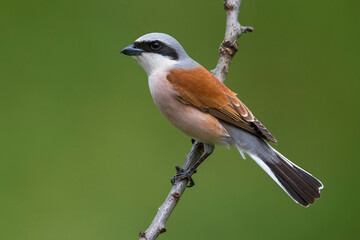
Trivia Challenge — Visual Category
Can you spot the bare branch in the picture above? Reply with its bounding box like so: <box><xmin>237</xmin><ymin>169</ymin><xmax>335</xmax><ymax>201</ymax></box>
<box><xmin>213</xmin><ymin>0</ymin><xmax>253</xmax><ymax>82</ymax></box>
<box><xmin>139</xmin><ymin>1</ymin><xmax>252</xmax><ymax>239</ymax></box>
<box><xmin>139</xmin><ymin>142</ymin><xmax>204</xmax><ymax>240</ymax></box>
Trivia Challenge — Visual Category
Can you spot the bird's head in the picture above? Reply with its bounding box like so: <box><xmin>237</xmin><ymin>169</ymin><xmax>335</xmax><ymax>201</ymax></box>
<box><xmin>121</xmin><ymin>33</ymin><xmax>197</xmax><ymax>75</ymax></box>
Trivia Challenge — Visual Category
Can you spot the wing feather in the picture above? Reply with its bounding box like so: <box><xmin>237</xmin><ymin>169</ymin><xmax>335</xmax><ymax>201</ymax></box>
<box><xmin>167</xmin><ymin>66</ymin><xmax>277</xmax><ymax>143</ymax></box>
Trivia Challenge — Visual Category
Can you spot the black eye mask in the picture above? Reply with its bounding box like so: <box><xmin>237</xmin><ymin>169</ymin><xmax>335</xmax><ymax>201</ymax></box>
<box><xmin>133</xmin><ymin>41</ymin><xmax>179</xmax><ymax>60</ymax></box>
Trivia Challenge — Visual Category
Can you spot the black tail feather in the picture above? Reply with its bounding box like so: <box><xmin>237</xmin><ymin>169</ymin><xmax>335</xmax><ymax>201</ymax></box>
<box><xmin>259</xmin><ymin>149</ymin><xmax>323</xmax><ymax>207</ymax></box>
<box><xmin>221</xmin><ymin>122</ymin><xmax>323</xmax><ymax>206</ymax></box>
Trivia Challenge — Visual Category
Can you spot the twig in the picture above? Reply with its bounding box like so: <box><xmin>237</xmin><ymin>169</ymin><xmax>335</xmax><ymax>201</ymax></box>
<box><xmin>139</xmin><ymin>142</ymin><xmax>204</xmax><ymax>240</ymax></box>
<box><xmin>139</xmin><ymin>1</ymin><xmax>252</xmax><ymax>239</ymax></box>
<box><xmin>213</xmin><ymin>0</ymin><xmax>253</xmax><ymax>82</ymax></box>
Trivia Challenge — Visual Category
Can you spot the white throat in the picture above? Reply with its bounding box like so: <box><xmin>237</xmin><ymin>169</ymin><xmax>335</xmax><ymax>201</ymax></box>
<box><xmin>134</xmin><ymin>53</ymin><xmax>177</xmax><ymax>76</ymax></box>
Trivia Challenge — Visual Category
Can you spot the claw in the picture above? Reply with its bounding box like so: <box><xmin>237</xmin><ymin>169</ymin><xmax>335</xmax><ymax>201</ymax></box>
<box><xmin>170</xmin><ymin>144</ymin><xmax>214</xmax><ymax>187</ymax></box>
<box><xmin>175</xmin><ymin>165</ymin><xmax>182</xmax><ymax>172</ymax></box>
<box><xmin>171</xmin><ymin>166</ymin><xmax>196</xmax><ymax>187</ymax></box>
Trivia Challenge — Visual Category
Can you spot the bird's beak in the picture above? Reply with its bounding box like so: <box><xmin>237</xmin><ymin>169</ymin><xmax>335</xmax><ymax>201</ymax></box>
<box><xmin>120</xmin><ymin>44</ymin><xmax>144</xmax><ymax>56</ymax></box>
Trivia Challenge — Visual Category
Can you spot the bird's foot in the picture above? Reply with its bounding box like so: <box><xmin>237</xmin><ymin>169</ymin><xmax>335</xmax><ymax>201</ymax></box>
<box><xmin>171</xmin><ymin>166</ymin><xmax>197</xmax><ymax>187</ymax></box>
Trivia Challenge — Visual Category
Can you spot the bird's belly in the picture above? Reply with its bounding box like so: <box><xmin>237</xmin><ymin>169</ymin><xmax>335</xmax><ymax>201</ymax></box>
<box><xmin>148</xmin><ymin>72</ymin><xmax>230</xmax><ymax>145</ymax></box>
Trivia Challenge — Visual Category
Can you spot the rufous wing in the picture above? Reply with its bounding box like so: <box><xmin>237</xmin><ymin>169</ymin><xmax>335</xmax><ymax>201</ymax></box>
<box><xmin>167</xmin><ymin>66</ymin><xmax>277</xmax><ymax>143</ymax></box>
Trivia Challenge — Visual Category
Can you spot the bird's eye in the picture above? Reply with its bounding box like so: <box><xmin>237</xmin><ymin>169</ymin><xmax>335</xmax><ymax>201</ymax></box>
<box><xmin>150</xmin><ymin>41</ymin><xmax>161</xmax><ymax>50</ymax></box>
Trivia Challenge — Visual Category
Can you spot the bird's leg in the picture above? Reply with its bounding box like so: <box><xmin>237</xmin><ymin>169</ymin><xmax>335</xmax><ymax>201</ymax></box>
<box><xmin>171</xmin><ymin>144</ymin><xmax>215</xmax><ymax>187</ymax></box>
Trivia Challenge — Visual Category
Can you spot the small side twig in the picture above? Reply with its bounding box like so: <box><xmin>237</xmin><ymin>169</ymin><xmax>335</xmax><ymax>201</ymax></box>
<box><xmin>139</xmin><ymin>1</ymin><xmax>252</xmax><ymax>239</ymax></box>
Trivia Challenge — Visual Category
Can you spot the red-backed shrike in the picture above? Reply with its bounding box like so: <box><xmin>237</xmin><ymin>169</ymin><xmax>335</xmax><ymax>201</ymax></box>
<box><xmin>121</xmin><ymin>33</ymin><xmax>323</xmax><ymax>206</ymax></box>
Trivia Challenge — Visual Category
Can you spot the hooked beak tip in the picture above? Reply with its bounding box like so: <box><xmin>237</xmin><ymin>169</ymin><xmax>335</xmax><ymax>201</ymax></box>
<box><xmin>121</xmin><ymin>44</ymin><xmax>144</xmax><ymax>56</ymax></box>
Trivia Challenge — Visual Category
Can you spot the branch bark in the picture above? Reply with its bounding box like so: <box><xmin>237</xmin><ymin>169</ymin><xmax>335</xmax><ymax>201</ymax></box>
<box><xmin>139</xmin><ymin>1</ymin><xmax>252</xmax><ymax>239</ymax></box>
<box><xmin>213</xmin><ymin>0</ymin><xmax>253</xmax><ymax>82</ymax></box>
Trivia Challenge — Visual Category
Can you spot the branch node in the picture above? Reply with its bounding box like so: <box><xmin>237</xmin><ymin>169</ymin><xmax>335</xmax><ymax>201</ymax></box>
<box><xmin>220</xmin><ymin>40</ymin><xmax>239</xmax><ymax>58</ymax></box>
<box><xmin>224</xmin><ymin>1</ymin><xmax>235</xmax><ymax>11</ymax></box>
<box><xmin>158</xmin><ymin>226</ymin><xmax>167</xmax><ymax>233</ymax></box>
<box><xmin>139</xmin><ymin>231</ymin><xmax>147</xmax><ymax>239</ymax></box>
<box><xmin>172</xmin><ymin>191</ymin><xmax>181</xmax><ymax>200</ymax></box>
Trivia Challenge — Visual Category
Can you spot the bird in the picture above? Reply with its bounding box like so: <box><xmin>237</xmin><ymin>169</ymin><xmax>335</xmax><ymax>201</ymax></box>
<box><xmin>121</xmin><ymin>32</ymin><xmax>323</xmax><ymax>207</ymax></box>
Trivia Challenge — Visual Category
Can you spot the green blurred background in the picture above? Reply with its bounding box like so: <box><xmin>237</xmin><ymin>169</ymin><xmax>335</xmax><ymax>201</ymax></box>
<box><xmin>1</xmin><ymin>0</ymin><xmax>359</xmax><ymax>239</ymax></box>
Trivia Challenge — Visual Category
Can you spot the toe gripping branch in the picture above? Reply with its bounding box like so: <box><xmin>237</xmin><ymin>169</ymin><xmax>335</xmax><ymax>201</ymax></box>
<box><xmin>171</xmin><ymin>166</ymin><xmax>197</xmax><ymax>187</ymax></box>
<box><xmin>171</xmin><ymin>142</ymin><xmax>215</xmax><ymax>187</ymax></box>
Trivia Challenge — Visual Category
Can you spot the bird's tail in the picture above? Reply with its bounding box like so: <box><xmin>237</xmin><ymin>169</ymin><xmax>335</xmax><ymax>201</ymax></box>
<box><xmin>222</xmin><ymin>122</ymin><xmax>323</xmax><ymax>207</ymax></box>
<box><xmin>247</xmin><ymin>146</ymin><xmax>323</xmax><ymax>207</ymax></box>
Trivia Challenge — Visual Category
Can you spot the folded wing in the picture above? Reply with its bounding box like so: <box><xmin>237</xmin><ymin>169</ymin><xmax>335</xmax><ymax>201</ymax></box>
<box><xmin>167</xmin><ymin>66</ymin><xmax>277</xmax><ymax>143</ymax></box>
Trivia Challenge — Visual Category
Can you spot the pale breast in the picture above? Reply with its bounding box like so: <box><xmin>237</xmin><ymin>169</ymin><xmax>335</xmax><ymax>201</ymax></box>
<box><xmin>148</xmin><ymin>71</ymin><xmax>230</xmax><ymax>146</ymax></box>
